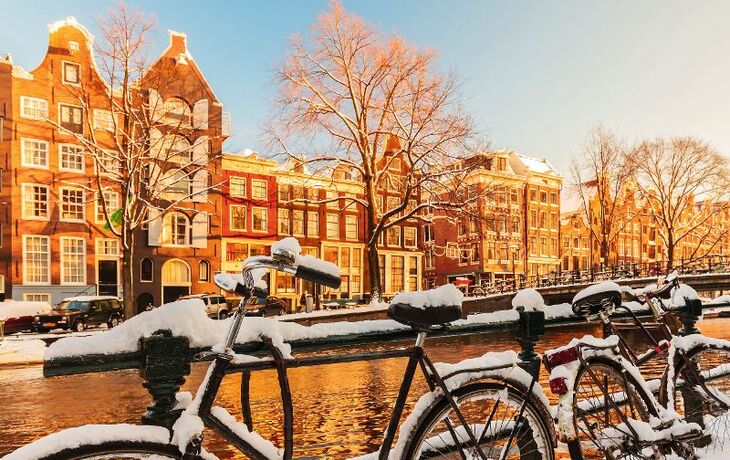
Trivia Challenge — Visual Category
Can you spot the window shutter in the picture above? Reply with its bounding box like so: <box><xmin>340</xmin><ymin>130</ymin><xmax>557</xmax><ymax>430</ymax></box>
<box><xmin>191</xmin><ymin>170</ymin><xmax>209</xmax><ymax>202</ymax></box>
<box><xmin>149</xmin><ymin>89</ymin><xmax>163</xmax><ymax>123</ymax></box>
<box><xmin>147</xmin><ymin>208</ymin><xmax>162</xmax><ymax>247</ymax></box>
<box><xmin>222</xmin><ymin>111</ymin><xmax>231</xmax><ymax>137</ymax></box>
<box><xmin>192</xmin><ymin>212</ymin><xmax>208</xmax><ymax>248</ymax></box>
<box><xmin>192</xmin><ymin>99</ymin><xmax>209</xmax><ymax>130</ymax></box>
<box><xmin>192</xmin><ymin>136</ymin><xmax>209</xmax><ymax>165</ymax></box>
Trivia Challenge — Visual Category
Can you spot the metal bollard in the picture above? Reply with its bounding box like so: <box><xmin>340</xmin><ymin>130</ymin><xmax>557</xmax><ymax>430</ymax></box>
<box><xmin>679</xmin><ymin>297</ymin><xmax>703</xmax><ymax>336</ymax></box>
<box><xmin>139</xmin><ymin>329</ymin><xmax>192</xmax><ymax>429</ymax></box>
<box><xmin>515</xmin><ymin>306</ymin><xmax>545</xmax><ymax>379</ymax></box>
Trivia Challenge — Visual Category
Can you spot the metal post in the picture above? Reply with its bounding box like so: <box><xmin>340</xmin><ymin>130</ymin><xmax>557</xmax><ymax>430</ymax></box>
<box><xmin>140</xmin><ymin>329</ymin><xmax>192</xmax><ymax>429</ymax></box>
<box><xmin>679</xmin><ymin>297</ymin><xmax>703</xmax><ymax>337</ymax></box>
<box><xmin>515</xmin><ymin>306</ymin><xmax>545</xmax><ymax>379</ymax></box>
<box><xmin>677</xmin><ymin>297</ymin><xmax>708</xmax><ymax>445</ymax></box>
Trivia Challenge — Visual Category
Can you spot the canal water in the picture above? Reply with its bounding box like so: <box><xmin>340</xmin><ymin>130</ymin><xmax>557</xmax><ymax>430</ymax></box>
<box><xmin>2</xmin><ymin>318</ymin><xmax>729</xmax><ymax>458</ymax></box>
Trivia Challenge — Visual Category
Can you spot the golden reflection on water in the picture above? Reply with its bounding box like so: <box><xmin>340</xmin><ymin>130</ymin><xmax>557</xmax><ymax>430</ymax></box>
<box><xmin>1</xmin><ymin>318</ymin><xmax>728</xmax><ymax>459</ymax></box>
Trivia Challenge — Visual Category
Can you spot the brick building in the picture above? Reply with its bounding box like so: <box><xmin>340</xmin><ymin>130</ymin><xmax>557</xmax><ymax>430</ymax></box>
<box><xmin>0</xmin><ymin>18</ymin><xmax>228</xmax><ymax>309</ymax></box>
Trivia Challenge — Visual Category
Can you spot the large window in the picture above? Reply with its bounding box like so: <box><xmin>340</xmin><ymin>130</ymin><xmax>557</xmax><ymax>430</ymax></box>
<box><xmin>387</xmin><ymin>226</ymin><xmax>401</xmax><ymax>246</ymax></box>
<box><xmin>230</xmin><ymin>205</ymin><xmax>246</xmax><ymax>231</ymax></box>
<box><xmin>292</xmin><ymin>210</ymin><xmax>304</xmax><ymax>236</ymax></box>
<box><xmin>60</xmin><ymin>187</ymin><xmax>85</xmax><ymax>222</ymax></box>
<box><xmin>229</xmin><ymin>176</ymin><xmax>246</xmax><ymax>198</ymax></box>
<box><xmin>59</xmin><ymin>103</ymin><xmax>83</xmax><ymax>134</ymax></box>
<box><xmin>59</xmin><ymin>144</ymin><xmax>85</xmax><ymax>172</ymax></box>
<box><xmin>93</xmin><ymin>109</ymin><xmax>115</xmax><ymax>131</ymax></box>
<box><xmin>22</xmin><ymin>184</ymin><xmax>49</xmax><ymax>220</ymax></box>
<box><xmin>62</xmin><ymin>61</ymin><xmax>80</xmax><ymax>85</ymax></box>
<box><xmin>24</xmin><ymin>293</ymin><xmax>51</xmax><ymax>302</ymax></box>
<box><xmin>251</xmin><ymin>179</ymin><xmax>268</xmax><ymax>200</ymax></box>
<box><xmin>404</xmin><ymin>227</ymin><xmax>417</xmax><ymax>248</ymax></box>
<box><xmin>163</xmin><ymin>98</ymin><xmax>191</xmax><ymax>126</ymax></box>
<box><xmin>23</xmin><ymin>235</ymin><xmax>50</xmax><ymax>284</ymax></box>
<box><xmin>96</xmin><ymin>190</ymin><xmax>120</xmax><ymax>224</ymax></box>
<box><xmin>61</xmin><ymin>237</ymin><xmax>85</xmax><ymax>285</ymax></box>
<box><xmin>252</xmin><ymin>207</ymin><xmax>268</xmax><ymax>232</ymax></box>
<box><xmin>226</xmin><ymin>243</ymin><xmax>248</xmax><ymax>262</ymax></box>
<box><xmin>326</xmin><ymin>213</ymin><xmax>339</xmax><ymax>240</ymax></box>
<box><xmin>345</xmin><ymin>215</ymin><xmax>358</xmax><ymax>240</ymax></box>
<box><xmin>307</xmin><ymin>211</ymin><xmax>319</xmax><ymax>237</ymax></box>
<box><xmin>21</xmin><ymin>138</ymin><xmax>49</xmax><ymax>168</ymax></box>
<box><xmin>391</xmin><ymin>255</ymin><xmax>404</xmax><ymax>293</ymax></box>
<box><xmin>20</xmin><ymin>96</ymin><xmax>48</xmax><ymax>119</ymax></box>
<box><xmin>278</xmin><ymin>209</ymin><xmax>290</xmax><ymax>235</ymax></box>
<box><xmin>162</xmin><ymin>212</ymin><xmax>190</xmax><ymax>246</ymax></box>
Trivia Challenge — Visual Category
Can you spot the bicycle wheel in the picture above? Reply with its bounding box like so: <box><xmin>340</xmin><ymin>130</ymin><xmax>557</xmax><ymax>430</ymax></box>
<box><xmin>572</xmin><ymin>357</ymin><xmax>656</xmax><ymax>460</ymax></box>
<box><xmin>4</xmin><ymin>424</ymin><xmax>184</xmax><ymax>460</ymax></box>
<box><xmin>402</xmin><ymin>381</ymin><xmax>555</xmax><ymax>459</ymax></box>
<box><xmin>668</xmin><ymin>341</ymin><xmax>730</xmax><ymax>455</ymax></box>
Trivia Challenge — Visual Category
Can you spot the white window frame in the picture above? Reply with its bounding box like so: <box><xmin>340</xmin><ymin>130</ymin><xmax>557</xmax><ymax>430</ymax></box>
<box><xmin>230</xmin><ymin>205</ymin><xmax>247</xmax><ymax>231</ymax></box>
<box><xmin>20</xmin><ymin>96</ymin><xmax>49</xmax><ymax>120</ymax></box>
<box><xmin>96</xmin><ymin>238</ymin><xmax>120</xmax><ymax>257</ymax></box>
<box><xmin>96</xmin><ymin>150</ymin><xmax>121</xmax><ymax>176</ymax></box>
<box><xmin>229</xmin><ymin>176</ymin><xmax>247</xmax><ymax>198</ymax></box>
<box><xmin>140</xmin><ymin>258</ymin><xmax>154</xmax><ymax>283</ymax></box>
<box><xmin>198</xmin><ymin>260</ymin><xmax>210</xmax><ymax>282</ymax></box>
<box><xmin>58</xmin><ymin>102</ymin><xmax>84</xmax><ymax>134</ymax></box>
<box><xmin>96</xmin><ymin>190</ymin><xmax>120</xmax><ymax>224</ymax></box>
<box><xmin>326</xmin><ymin>213</ymin><xmax>339</xmax><ymax>240</ymax></box>
<box><xmin>59</xmin><ymin>186</ymin><xmax>86</xmax><ymax>222</ymax></box>
<box><xmin>20</xmin><ymin>138</ymin><xmax>49</xmax><ymax>169</ymax></box>
<box><xmin>404</xmin><ymin>227</ymin><xmax>418</xmax><ymax>248</ymax></box>
<box><xmin>307</xmin><ymin>211</ymin><xmax>319</xmax><ymax>238</ymax></box>
<box><xmin>345</xmin><ymin>215</ymin><xmax>358</xmax><ymax>241</ymax></box>
<box><xmin>21</xmin><ymin>183</ymin><xmax>50</xmax><ymax>221</ymax></box>
<box><xmin>22</xmin><ymin>235</ymin><xmax>51</xmax><ymax>285</ymax></box>
<box><xmin>162</xmin><ymin>212</ymin><xmax>191</xmax><ymax>246</ymax></box>
<box><xmin>62</xmin><ymin>60</ymin><xmax>81</xmax><ymax>86</ymax></box>
<box><xmin>251</xmin><ymin>207</ymin><xmax>268</xmax><ymax>232</ymax></box>
<box><xmin>292</xmin><ymin>210</ymin><xmax>305</xmax><ymax>237</ymax></box>
<box><xmin>59</xmin><ymin>143</ymin><xmax>85</xmax><ymax>173</ymax></box>
<box><xmin>23</xmin><ymin>293</ymin><xmax>51</xmax><ymax>302</ymax></box>
<box><xmin>93</xmin><ymin>109</ymin><xmax>115</xmax><ymax>131</ymax></box>
<box><xmin>60</xmin><ymin>236</ymin><xmax>86</xmax><ymax>285</ymax></box>
<box><xmin>251</xmin><ymin>179</ymin><xmax>268</xmax><ymax>200</ymax></box>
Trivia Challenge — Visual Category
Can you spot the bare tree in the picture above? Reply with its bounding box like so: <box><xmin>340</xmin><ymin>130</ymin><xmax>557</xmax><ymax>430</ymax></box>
<box><xmin>268</xmin><ymin>2</ymin><xmax>478</xmax><ymax>301</ymax></box>
<box><xmin>48</xmin><ymin>4</ymin><xmax>220</xmax><ymax>317</ymax></box>
<box><xmin>630</xmin><ymin>137</ymin><xmax>730</xmax><ymax>270</ymax></box>
<box><xmin>570</xmin><ymin>126</ymin><xmax>636</xmax><ymax>265</ymax></box>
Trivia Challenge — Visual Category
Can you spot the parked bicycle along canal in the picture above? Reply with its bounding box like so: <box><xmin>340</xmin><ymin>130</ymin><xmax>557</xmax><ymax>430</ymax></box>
<box><xmin>2</xmin><ymin>317</ymin><xmax>730</xmax><ymax>459</ymax></box>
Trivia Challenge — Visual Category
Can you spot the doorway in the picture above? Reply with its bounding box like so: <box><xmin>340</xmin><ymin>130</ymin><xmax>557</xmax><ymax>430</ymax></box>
<box><xmin>161</xmin><ymin>259</ymin><xmax>191</xmax><ymax>304</ymax></box>
<box><xmin>98</xmin><ymin>260</ymin><xmax>118</xmax><ymax>296</ymax></box>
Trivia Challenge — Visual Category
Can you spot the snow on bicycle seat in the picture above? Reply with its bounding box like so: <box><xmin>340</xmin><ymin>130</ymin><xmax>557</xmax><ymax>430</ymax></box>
<box><xmin>572</xmin><ymin>281</ymin><xmax>622</xmax><ymax>317</ymax></box>
<box><xmin>388</xmin><ymin>284</ymin><xmax>463</xmax><ymax>328</ymax></box>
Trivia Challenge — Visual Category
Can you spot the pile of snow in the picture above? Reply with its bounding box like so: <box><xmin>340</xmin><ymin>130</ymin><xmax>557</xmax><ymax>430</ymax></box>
<box><xmin>0</xmin><ymin>300</ymin><xmax>51</xmax><ymax>321</ymax></box>
<box><xmin>712</xmin><ymin>294</ymin><xmax>730</xmax><ymax>304</ymax></box>
<box><xmin>511</xmin><ymin>288</ymin><xmax>545</xmax><ymax>312</ymax></box>
<box><xmin>391</xmin><ymin>284</ymin><xmax>463</xmax><ymax>309</ymax></box>
<box><xmin>671</xmin><ymin>283</ymin><xmax>700</xmax><ymax>308</ymax></box>
<box><xmin>271</xmin><ymin>237</ymin><xmax>340</xmax><ymax>278</ymax></box>
<box><xmin>0</xmin><ymin>339</ymin><xmax>46</xmax><ymax>366</ymax></box>
<box><xmin>573</xmin><ymin>281</ymin><xmax>622</xmax><ymax>304</ymax></box>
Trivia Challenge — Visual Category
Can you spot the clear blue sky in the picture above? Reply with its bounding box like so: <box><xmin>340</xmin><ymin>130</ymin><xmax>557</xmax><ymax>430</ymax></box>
<box><xmin>3</xmin><ymin>1</ymin><xmax>730</xmax><ymax>176</ymax></box>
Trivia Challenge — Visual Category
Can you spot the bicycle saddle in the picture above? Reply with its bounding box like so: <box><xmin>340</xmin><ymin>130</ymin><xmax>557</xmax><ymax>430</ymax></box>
<box><xmin>572</xmin><ymin>281</ymin><xmax>622</xmax><ymax>317</ymax></box>
<box><xmin>388</xmin><ymin>302</ymin><xmax>463</xmax><ymax>329</ymax></box>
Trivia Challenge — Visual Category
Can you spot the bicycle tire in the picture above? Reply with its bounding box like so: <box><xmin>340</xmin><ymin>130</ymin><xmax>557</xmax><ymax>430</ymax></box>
<box><xmin>664</xmin><ymin>340</ymin><xmax>730</xmax><ymax>455</ymax></box>
<box><xmin>572</xmin><ymin>356</ymin><xmax>658</xmax><ymax>460</ymax></box>
<box><xmin>401</xmin><ymin>380</ymin><xmax>556</xmax><ymax>459</ymax></box>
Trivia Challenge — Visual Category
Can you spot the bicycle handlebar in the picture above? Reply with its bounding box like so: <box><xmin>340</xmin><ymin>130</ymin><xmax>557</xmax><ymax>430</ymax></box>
<box><xmin>295</xmin><ymin>264</ymin><xmax>342</xmax><ymax>289</ymax></box>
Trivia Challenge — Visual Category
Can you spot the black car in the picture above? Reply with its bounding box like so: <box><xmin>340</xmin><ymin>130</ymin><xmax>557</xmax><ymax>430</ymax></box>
<box><xmin>246</xmin><ymin>296</ymin><xmax>287</xmax><ymax>317</ymax></box>
<box><xmin>33</xmin><ymin>296</ymin><xmax>124</xmax><ymax>332</ymax></box>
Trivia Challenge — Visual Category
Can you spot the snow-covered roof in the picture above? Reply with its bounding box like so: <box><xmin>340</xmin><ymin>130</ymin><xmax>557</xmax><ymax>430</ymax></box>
<box><xmin>62</xmin><ymin>295</ymin><xmax>119</xmax><ymax>302</ymax></box>
<box><xmin>515</xmin><ymin>154</ymin><xmax>559</xmax><ymax>175</ymax></box>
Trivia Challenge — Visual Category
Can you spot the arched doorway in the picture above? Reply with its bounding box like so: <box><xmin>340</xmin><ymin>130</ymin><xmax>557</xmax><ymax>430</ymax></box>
<box><xmin>136</xmin><ymin>292</ymin><xmax>155</xmax><ymax>314</ymax></box>
<box><xmin>161</xmin><ymin>259</ymin><xmax>191</xmax><ymax>304</ymax></box>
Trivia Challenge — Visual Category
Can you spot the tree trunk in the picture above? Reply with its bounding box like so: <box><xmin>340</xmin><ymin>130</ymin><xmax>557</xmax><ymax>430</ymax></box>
<box><xmin>367</xmin><ymin>240</ymin><xmax>382</xmax><ymax>304</ymax></box>
<box><xmin>121</xmin><ymin>231</ymin><xmax>136</xmax><ymax>319</ymax></box>
<box><xmin>667</xmin><ymin>236</ymin><xmax>675</xmax><ymax>273</ymax></box>
<box><xmin>600</xmin><ymin>240</ymin><xmax>609</xmax><ymax>265</ymax></box>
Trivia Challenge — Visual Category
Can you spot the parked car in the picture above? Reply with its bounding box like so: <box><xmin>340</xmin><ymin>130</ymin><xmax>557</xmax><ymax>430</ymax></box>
<box><xmin>178</xmin><ymin>294</ymin><xmax>231</xmax><ymax>319</ymax></box>
<box><xmin>0</xmin><ymin>301</ymin><xmax>51</xmax><ymax>334</ymax></box>
<box><xmin>33</xmin><ymin>296</ymin><xmax>123</xmax><ymax>333</ymax></box>
<box><xmin>246</xmin><ymin>296</ymin><xmax>287</xmax><ymax>317</ymax></box>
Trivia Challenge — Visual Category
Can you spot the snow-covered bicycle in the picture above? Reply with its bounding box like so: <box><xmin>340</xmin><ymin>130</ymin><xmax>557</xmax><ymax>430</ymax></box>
<box><xmin>7</xmin><ymin>238</ymin><xmax>556</xmax><ymax>460</ymax></box>
<box><xmin>544</xmin><ymin>273</ymin><xmax>730</xmax><ymax>459</ymax></box>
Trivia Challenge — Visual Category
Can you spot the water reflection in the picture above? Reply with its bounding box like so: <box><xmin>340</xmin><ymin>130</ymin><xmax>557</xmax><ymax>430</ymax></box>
<box><xmin>1</xmin><ymin>318</ymin><xmax>728</xmax><ymax>458</ymax></box>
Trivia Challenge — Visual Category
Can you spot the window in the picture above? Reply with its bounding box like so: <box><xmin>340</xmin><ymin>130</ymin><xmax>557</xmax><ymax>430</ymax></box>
<box><xmin>229</xmin><ymin>177</ymin><xmax>246</xmax><ymax>198</ymax></box>
<box><xmin>345</xmin><ymin>215</ymin><xmax>358</xmax><ymax>240</ymax></box>
<box><xmin>163</xmin><ymin>212</ymin><xmax>190</xmax><ymax>246</ymax></box>
<box><xmin>404</xmin><ymin>227</ymin><xmax>417</xmax><ymax>248</ymax></box>
<box><xmin>390</xmin><ymin>157</ymin><xmax>403</xmax><ymax>172</ymax></box>
<box><xmin>165</xmin><ymin>170</ymin><xmax>191</xmax><ymax>195</ymax></box>
<box><xmin>140</xmin><ymin>258</ymin><xmax>153</xmax><ymax>282</ymax></box>
<box><xmin>23</xmin><ymin>293</ymin><xmax>51</xmax><ymax>302</ymax></box>
<box><xmin>408</xmin><ymin>256</ymin><xmax>419</xmax><ymax>291</ymax></box>
<box><xmin>252</xmin><ymin>179</ymin><xmax>268</xmax><ymax>200</ymax></box>
<box><xmin>252</xmin><ymin>207</ymin><xmax>268</xmax><ymax>232</ymax></box>
<box><xmin>292</xmin><ymin>210</ymin><xmax>304</xmax><ymax>236</ymax></box>
<box><xmin>163</xmin><ymin>98</ymin><xmax>191</xmax><ymax>126</ymax></box>
<box><xmin>540</xmin><ymin>191</ymin><xmax>547</xmax><ymax>203</ymax></box>
<box><xmin>550</xmin><ymin>193</ymin><xmax>558</xmax><ymax>205</ymax></box>
<box><xmin>278</xmin><ymin>209</ymin><xmax>290</xmax><ymax>234</ymax></box>
<box><xmin>59</xmin><ymin>144</ymin><xmax>84</xmax><ymax>172</ymax></box>
<box><xmin>539</xmin><ymin>212</ymin><xmax>546</xmax><ymax>228</ymax></box>
<box><xmin>423</xmin><ymin>224</ymin><xmax>434</xmax><ymax>242</ymax></box>
<box><xmin>61</xmin><ymin>237</ymin><xmax>85</xmax><ymax>285</ymax></box>
<box><xmin>278</xmin><ymin>184</ymin><xmax>290</xmax><ymax>201</ymax></box>
<box><xmin>96</xmin><ymin>190</ymin><xmax>119</xmax><ymax>223</ymax></box>
<box><xmin>391</xmin><ymin>256</ymin><xmax>404</xmax><ymax>293</ymax></box>
<box><xmin>96</xmin><ymin>239</ymin><xmax>119</xmax><ymax>256</ymax></box>
<box><xmin>199</xmin><ymin>260</ymin><xmax>210</xmax><ymax>282</ymax></box>
<box><xmin>166</xmin><ymin>135</ymin><xmax>192</xmax><ymax>164</ymax></box>
<box><xmin>530</xmin><ymin>211</ymin><xmax>537</xmax><ymax>228</ymax></box>
<box><xmin>512</xmin><ymin>217</ymin><xmax>521</xmax><ymax>234</ymax></box>
<box><xmin>97</xmin><ymin>150</ymin><xmax>121</xmax><ymax>175</ymax></box>
<box><xmin>22</xmin><ymin>184</ymin><xmax>49</xmax><ymax>220</ymax></box>
<box><xmin>540</xmin><ymin>237</ymin><xmax>547</xmax><ymax>255</ymax></box>
<box><xmin>326</xmin><ymin>213</ymin><xmax>339</xmax><ymax>239</ymax></box>
<box><xmin>230</xmin><ymin>205</ymin><xmax>246</xmax><ymax>231</ymax></box>
<box><xmin>60</xmin><ymin>187</ymin><xmax>85</xmax><ymax>222</ymax></box>
<box><xmin>59</xmin><ymin>103</ymin><xmax>83</xmax><ymax>134</ymax></box>
<box><xmin>425</xmin><ymin>249</ymin><xmax>434</xmax><ymax>269</ymax></box>
<box><xmin>93</xmin><ymin>109</ymin><xmax>115</xmax><ymax>131</ymax></box>
<box><xmin>307</xmin><ymin>211</ymin><xmax>319</xmax><ymax>237</ymax></box>
<box><xmin>21</xmin><ymin>138</ymin><xmax>49</xmax><ymax>168</ymax></box>
<box><xmin>23</xmin><ymin>235</ymin><xmax>50</xmax><ymax>284</ymax></box>
<box><xmin>326</xmin><ymin>190</ymin><xmax>339</xmax><ymax>209</ymax></box>
<box><xmin>20</xmin><ymin>96</ymin><xmax>48</xmax><ymax>119</ymax></box>
<box><xmin>511</xmin><ymin>188</ymin><xmax>519</xmax><ymax>204</ymax></box>
<box><xmin>62</xmin><ymin>61</ymin><xmax>80</xmax><ymax>84</ymax></box>
<box><xmin>387</xmin><ymin>226</ymin><xmax>401</xmax><ymax>246</ymax></box>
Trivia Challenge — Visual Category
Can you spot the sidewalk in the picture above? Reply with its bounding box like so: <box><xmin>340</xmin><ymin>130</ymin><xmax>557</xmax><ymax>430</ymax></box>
<box><xmin>0</xmin><ymin>339</ymin><xmax>45</xmax><ymax>367</ymax></box>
